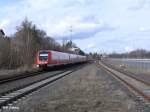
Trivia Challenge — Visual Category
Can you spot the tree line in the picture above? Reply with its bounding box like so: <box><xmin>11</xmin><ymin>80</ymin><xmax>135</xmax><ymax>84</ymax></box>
<box><xmin>0</xmin><ymin>19</ymin><xmax>85</xmax><ymax>69</ymax></box>
<box><xmin>109</xmin><ymin>49</ymin><xmax>150</xmax><ymax>58</ymax></box>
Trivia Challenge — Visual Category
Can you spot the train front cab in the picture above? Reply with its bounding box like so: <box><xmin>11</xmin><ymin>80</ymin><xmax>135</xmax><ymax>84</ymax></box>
<box><xmin>37</xmin><ymin>51</ymin><xmax>51</xmax><ymax>69</ymax></box>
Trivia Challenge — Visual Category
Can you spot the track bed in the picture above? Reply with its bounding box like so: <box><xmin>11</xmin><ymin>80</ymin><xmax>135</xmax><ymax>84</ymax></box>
<box><xmin>8</xmin><ymin>63</ymin><xmax>149</xmax><ymax>112</ymax></box>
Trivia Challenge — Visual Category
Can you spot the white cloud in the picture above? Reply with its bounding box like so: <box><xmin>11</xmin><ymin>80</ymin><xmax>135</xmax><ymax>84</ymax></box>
<box><xmin>129</xmin><ymin>0</ymin><xmax>150</xmax><ymax>10</ymax></box>
<box><xmin>47</xmin><ymin>16</ymin><xmax>115</xmax><ymax>39</ymax></box>
<box><xmin>1</xmin><ymin>0</ymin><xmax>115</xmax><ymax>39</ymax></box>
<box><xmin>1</xmin><ymin>0</ymin><xmax>150</xmax><ymax>53</ymax></box>
<box><xmin>87</xmin><ymin>43</ymin><xmax>95</xmax><ymax>48</ymax></box>
<box><xmin>139</xmin><ymin>26</ymin><xmax>150</xmax><ymax>32</ymax></box>
<box><xmin>0</xmin><ymin>19</ymin><xmax>10</xmax><ymax>28</ymax></box>
<box><xmin>125</xmin><ymin>46</ymin><xmax>134</xmax><ymax>52</ymax></box>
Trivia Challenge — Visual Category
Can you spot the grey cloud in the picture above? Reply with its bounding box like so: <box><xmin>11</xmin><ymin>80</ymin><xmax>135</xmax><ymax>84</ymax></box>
<box><xmin>57</xmin><ymin>23</ymin><xmax>115</xmax><ymax>40</ymax></box>
<box><xmin>64</xmin><ymin>0</ymin><xmax>94</xmax><ymax>7</ymax></box>
<box><xmin>80</xmin><ymin>15</ymin><xmax>100</xmax><ymax>24</ymax></box>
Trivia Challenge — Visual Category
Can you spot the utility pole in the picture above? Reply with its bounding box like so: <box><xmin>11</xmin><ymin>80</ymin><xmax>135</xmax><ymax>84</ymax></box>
<box><xmin>69</xmin><ymin>25</ymin><xmax>73</xmax><ymax>41</ymax></box>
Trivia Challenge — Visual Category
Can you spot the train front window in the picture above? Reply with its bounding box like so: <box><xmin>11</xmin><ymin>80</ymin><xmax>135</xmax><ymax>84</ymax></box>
<box><xmin>39</xmin><ymin>53</ymin><xmax>48</xmax><ymax>61</ymax></box>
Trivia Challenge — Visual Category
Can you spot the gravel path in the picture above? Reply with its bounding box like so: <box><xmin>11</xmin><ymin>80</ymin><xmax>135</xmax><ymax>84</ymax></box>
<box><xmin>9</xmin><ymin>63</ymin><xmax>150</xmax><ymax>112</ymax></box>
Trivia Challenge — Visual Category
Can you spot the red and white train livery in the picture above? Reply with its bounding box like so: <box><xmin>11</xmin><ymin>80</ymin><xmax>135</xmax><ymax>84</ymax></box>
<box><xmin>35</xmin><ymin>50</ymin><xmax>86</xmax><ymax>68</ymax></box>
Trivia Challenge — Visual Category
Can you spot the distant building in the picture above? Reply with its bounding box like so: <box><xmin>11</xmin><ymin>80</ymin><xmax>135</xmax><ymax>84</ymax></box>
<box><xmin>68</xmin><ymin>47</ymin><xmax>79</xmax><ymax>52</ymax></box>
<box><xmin>0</xmin><ymin>29</ymin><xmax>5</xmax><ymax>37</ymax></box>
<box><xmin>68</xmin><ymin>47</ymin><xmax>80</xmax><ymax>54</ymax></box>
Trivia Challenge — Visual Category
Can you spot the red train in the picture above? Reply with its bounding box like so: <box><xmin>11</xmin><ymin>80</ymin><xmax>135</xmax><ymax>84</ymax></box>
<box><xmin>35</xmin><ymin>50</ymin><xmax>87</xmax><ymax>68</ymax></box>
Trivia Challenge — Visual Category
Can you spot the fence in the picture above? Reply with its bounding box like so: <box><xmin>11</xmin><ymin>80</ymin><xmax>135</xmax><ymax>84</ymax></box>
<box><xmin>103</xmin><ymin>58</ymin><xmax>150</xmax><ymax>75</ymax></box>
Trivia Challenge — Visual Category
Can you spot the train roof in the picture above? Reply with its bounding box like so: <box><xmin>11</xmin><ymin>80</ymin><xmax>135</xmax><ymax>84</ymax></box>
<box><xmin>38</xmin><ymin>50</ymin><xmax>86</xmax><ymax>56</ymax></box>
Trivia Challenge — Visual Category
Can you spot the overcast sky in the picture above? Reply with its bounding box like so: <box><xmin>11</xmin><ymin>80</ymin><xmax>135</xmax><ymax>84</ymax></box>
<box><xmin>0</xmin><ymin>0</ymin><xmax>150</xmax><ymax>53</ymax></box>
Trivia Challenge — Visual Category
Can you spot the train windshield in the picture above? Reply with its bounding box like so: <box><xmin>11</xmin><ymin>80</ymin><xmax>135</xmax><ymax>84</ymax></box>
<box><xmin>39</xmin><ymin>52</ymin><xmax>48</xmax><ymax>61</ymax></box>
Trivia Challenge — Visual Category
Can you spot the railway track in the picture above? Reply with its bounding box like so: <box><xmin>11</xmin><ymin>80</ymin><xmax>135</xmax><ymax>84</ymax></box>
<box><xmin>0</xmin><ymin>64</ymin><xmax>86</xmax><ymax>109</ymax></box>
<box><xmin>0</xmin><ymin>70</ymin><xmax>46</xmax><ymax>84</ymax></box>
<box><xmin>0</xmin><ymin>70</ymin><xmax>66</xmax><ymax>96</ymax></box>
<box><xmin>98</xmin><ymin>61</ymin><xmax>150</xmax><ymax>103</ymax></box>
<box><xmin>0</xmin><ymin>64</ymin><xmax>86</xmax><ymax>85</ymax></box>
<box><xmin>101</xmin><ymin>60</ymin><xmax>150</xmax><ymax>86</ymax></box>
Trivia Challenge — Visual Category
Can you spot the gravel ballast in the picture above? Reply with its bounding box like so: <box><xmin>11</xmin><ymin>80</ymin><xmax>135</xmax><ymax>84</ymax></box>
<box><xmin>9</xmin><ymin>63</ymin><xmax>150</xmax><ymax>112</ymax></box>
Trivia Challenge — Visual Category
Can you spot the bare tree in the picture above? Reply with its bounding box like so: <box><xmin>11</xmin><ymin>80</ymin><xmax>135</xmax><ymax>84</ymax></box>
<box><xmin>0</xmin><ymin>19</ymin><xmax>85</xmax><ymax>69</ymax></box>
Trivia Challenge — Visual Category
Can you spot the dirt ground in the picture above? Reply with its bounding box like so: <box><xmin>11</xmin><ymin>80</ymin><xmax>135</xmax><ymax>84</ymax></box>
<box><xmin>11</xmin><ymin>63</ymin><xmax>149</xmax><ymax>112</ymax></box>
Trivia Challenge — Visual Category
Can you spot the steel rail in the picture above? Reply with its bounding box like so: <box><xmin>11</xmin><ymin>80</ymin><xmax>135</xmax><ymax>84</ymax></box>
<box><xmin>101</xmin><ymin>61</ymin><xmax>150</xmax><ymax>86</ymax></box>
<box><xmin>97</xmin><ymin>61</ymin><xmax>150</xmax><ymax>102</ymax></box>
<box><xmin>0</xmin><ymin>63</ymin><xmax>86</xmax><ymax>109</ymax></box>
